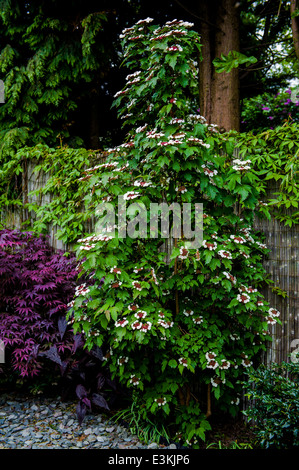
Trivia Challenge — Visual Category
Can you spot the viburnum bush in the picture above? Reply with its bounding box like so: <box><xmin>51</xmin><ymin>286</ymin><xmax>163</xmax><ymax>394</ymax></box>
<box><xmin>68</xmin><ymin>18</ymin><xmax>280</xmax><ymax>446</ymax></box>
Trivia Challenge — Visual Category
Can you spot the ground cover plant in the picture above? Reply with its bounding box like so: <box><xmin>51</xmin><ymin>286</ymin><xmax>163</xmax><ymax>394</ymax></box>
<box><xmin>65</xmin><ymin>19</ymin><xmax>282</xmax><ymax>447</ymax></box>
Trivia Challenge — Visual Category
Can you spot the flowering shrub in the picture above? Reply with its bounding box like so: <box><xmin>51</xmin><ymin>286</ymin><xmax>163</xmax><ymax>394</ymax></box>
<box><xmin>68</xmin><ymin>19</ymin><xmax>280</xmax><ymax>446</ymax></box>
<box><xmin>241</xmin><ymin>88</ymin><xmax>299</xmax><ymax>132</ymax></box>
<box><xmin>243</xmin><ymin>361</ymin><xmax>299</xmax><ymax>449</ymax></box>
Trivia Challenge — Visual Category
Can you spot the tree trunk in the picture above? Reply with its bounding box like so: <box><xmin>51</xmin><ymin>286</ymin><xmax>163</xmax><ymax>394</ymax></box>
<box><xmin>197</xmin><ymin>0</ymin><xmax>240</xmax><ymax>131</ymax></box>
<box><xmin>291</xmin><ymin>0</ymin><xmax>299</xmax><ymax>60</ymax></box>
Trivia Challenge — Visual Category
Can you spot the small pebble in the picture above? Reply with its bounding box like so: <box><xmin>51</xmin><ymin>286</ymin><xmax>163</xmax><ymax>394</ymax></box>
<box><xmin>0</xmin><ymin>393</ymin><xmax>177</xmax><ymax>449</ymax></box>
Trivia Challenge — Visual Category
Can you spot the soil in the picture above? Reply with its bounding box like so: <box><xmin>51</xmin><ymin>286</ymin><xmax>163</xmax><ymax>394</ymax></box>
<box><xmin>200</xmin><ymin>415</ymin><xmax>258</xmax><ymax>449</ymax></box>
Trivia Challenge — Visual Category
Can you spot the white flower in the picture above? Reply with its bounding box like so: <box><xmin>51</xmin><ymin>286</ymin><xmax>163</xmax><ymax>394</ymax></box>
<box><xmin>136</xmin><ymin>17</ymin><xmax>154</xmax><ymax>24</ymax></box>
<box><xmin>205</xmin><ymin>352</ymin><xmax>217</xmax><ymax>361</ymax></box>
<box><xmin>220</xmin><ymin>359</ymin><xmax>230</xmax><ymax>370</ymax></box>
<box><xmin>166</xmin><ymin>44</ymin><xmax>183</xmax><ymax>52</ymax></box>
<box><xmin>256</xmin><ymin>241</ymin><xmax>267</xmax><ymax>249</ymax></box>
<box><xmin>223</xmin><ymin>272</ymin><xmax>237</xmax><ymax>284</ymax></box>
<box><xmin>179</xmin><ymin>247</ymin><xmax>189</xmax><ymax>259</ymax></box>
<box><xmin>202</xmin><ymin>240</ymin><xmax>217</xmax><ymax>251</ymax></box>
<box><xmin>115</xmin><ymin>318</ymin><xmax>128</xmax><ymax>328</ymax></box>
<box><xmin>141</xmin><ymin>322</ymin><xmax>152</xmax><ymax>332</ymax></box>
<box><xmin>158</xmin><ymin>319</ymin><xmax>173</xmax><ymax>329</ymax></box>
<box><xmin>183</xmin><ymin>309</ymin><xmax>194</xmax><ymax>316</ymax></box>
<box><xmin>154</xmin><ymin>397</ymin><xmax>167</xmax><ymax>406</ymax></box>
<box><xmin>237</xmin><ymin>293</ymin><xmax>250</xmax><ymax>304</ymax></box>
<box><xmin>123</xmin><ymin>191</ymin><xmax>140</xmax><ymax>200</ymax></box>
<box><xmin>192</xmin><ymin>316</ymin><xmax>203</xmax><ymax>324</ymax></box>
<box><xmin>218</xmin><ymin>250</ymin><xmax>232</xmax><ymax>259</ymax></box>
<box><xmin>134</xmin><ymin>310</ymin><xmax>147</xmax><ymax>319</ymax></box>
<box><xmin>211</xmin><ymin>378</ymin><xmax>219</xmax><ymax>387</ymax></box>
<box><xmin>232</xmin><ymin>159</ymin><xmax>251</xmax><ymax>171</ymax></box>
<box><xmin>132</xmin><ymin>281</ymin><xmax>142</xmax><ymax>291</ymax></box>
<box><xmin>178</xmin><ymin>358</ymin><xmax>188</xmax><ymax>367</ymax></box>
<box><xmin>110</xmin><ymin>266</ymin><xmax>122</xmax><ymax>274</ymax></box>
<box><xmin>133</xmin><ymin>180</ymin><xmax>151</xmax><ymax>187</ymax></box>
<box><xmin>117</xmin><ymin>356</ymin><xmax>129</xmax><ymax>365</ymax></box>
<box><xmin>230</xmin><ymin>235</ymin><xmax>246</xmax><ymax>244</ymax></box>
<box><xmin>131</xmin><ymin>321</ymin><xmax>142</xmax><ymax>330</ymax></box>
<box><xmin>126</xmin><ymin>71</ymin><xmax>141</xmax><ymax>81</ymax></box>
<box><xmin>268</xmin><ymin>307</ymin><xmax>280</xmax><ymax>317</ymax></box>
<box><xmin>206</xmin><ymin>360</ymin><xmax>219</xmax><ymax>370</ymax></box>
<box><xmin>75</xmin><ymin>284</ymin><xmax>90</xmax><ymax>297</ymax></box>
<box><xmin>241</xmin><ymin>358</ymin><xmax>253</xmax><ymax>368</ymax></box>
<box><xmin>129</xmin><ymin>375</ymin><xmax>140</xmax><ymax>385</ymax></box>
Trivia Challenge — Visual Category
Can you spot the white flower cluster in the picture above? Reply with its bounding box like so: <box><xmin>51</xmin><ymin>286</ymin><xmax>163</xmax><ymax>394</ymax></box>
<box><xmin>187</xmin><ymin>137</ymin><xmax>210</xmax><ymax>148</ymax></box>
<box><xmin>154</xmin><ymin>397</ymin><xmax>167</xmax><ymax>406</ymax></box>
<box><xmin>132</xmin><ymin>281</ymin><xmax>142</xmax><ymax>291</ymax></box>
<box><xmin>202</xmin><ymin>165</ymin><xmax>218</xmax><ymax>177</ymax></box>
<box><xmin>230</xmin><ymin>235</ymin><xmax>246</xmax><ymax>244</ymax></box>
<box><xmin>205</xmin><ymin>352</ymin><xmax>218</xmax><ymax>369</ymax></box>
<box><xmin>170</xmin><ymin>118</ymin><xmax>184</xmax><ymax>124</ymax></box>
<box><xmin>192</xmin><ymin>316</ymin><xmax>203</xmax><ymax>325</ymax></box>
<box><xmin>123</xmin><ymin>191</ymin><xmax>140</xmax><ymax>200</ymax></box>
<box><xmin>115</xmin><ymin>318</ymin><xmax>128</xmax><ymax>328</ymax></box>
<box><xmin>157</xmin><ymin>312</ymin><xmax>174</xmax><ymax>329</ymax></box>
<box><xmin>187</xmin><ymin>114</ymin><xmax>207</xmax><ymax>124</ymax></box>
<box><xmin>202</xmin><ymin>240</ymin><xmax>217</xmax><ymax>251</ymax></box>
<box><xmin>131</xmin><ymin>320</ymin><xmax>152</xmax><ymax>331</ymax></box>
<box><xmin>241</xmin><ymin>355</ymin><xmax>253</xmax><ymax>368</ymax></box>
<box><xmin>133</xmin><ymin>180</ymin><xmax>151</xmax><ymax>187</ymax></box>
<box><xmin>117</xmin><ymin>356</ymin><xmax>129</xmax><ymax>365</ymax></box>
<box><xmin>135</xmin><ymin>124</ymin><xmax>148</xmax><ymax>133</ymax></box>
<box><xmin>175</xmin><ymin>185</ymin><xmax>187</xmax><ymax>193</ymax></box>
<box><xmin>240</xmin><ymin>227</ymin><xmax>255</xmax><ymax>243</ymax></box>
<box><xmin>256</xmin><ymin>241</ymin><xmax>267</xmax><ymax>249</ymax></box>
<box><xmin>237</xmin><ymin>293</ymin><xmax>250</xmax><ymax>304</ymax></box>
<box><xmin>157</xmin><ymin>138</ymin><xmax>183</xmax><ymax>146</ymax></box>
<box><xmin>223</xmin><ymin>272</ymin><xmax>237</xmax><ymax>284</ymax></box>
<box><xmin>129</xmin><ymin>375</ymin><xmax>140</xmax><ymax>386</ymax></box>
<box><xmin>178</xmin><ymin>358</ymin><xmax>188</xmax><ymax>367</ymax></box>
<box><xmin>218</xmin><ymin>250</ymin><xmax>232</xmax><ymax>259</ymax></box>
<box><xmin>75</xmin><ymin>283</ymin><xmax>90</xmax><ymax>297</ymax></box>
<box><xmin>183</xmin><ymin>309</ymin><xmax>194</xmax><ymax>316</ymax></box>
<box><xmin>266</xmin><ymin>307</ymin><xmax>280</xmax><ymax>325</ymax></box>
<box><xmin>232</xmin><ymin>159</ymin><xmax>251</xmax><ymax>171</ymax></box>
<box><xmin>166</xmin><ymin>44</ymin><xmax>183</xmax><ymax>52</ymax></box>
<box><xmin>146</xmin><ymin>129</ymin><xmax>165</xmax><ymax>139</ymax></box>
<box><xmin>77</xmin><ymin>233</ymin><xmax>112</xmax><ymax>250</ymax></box>
<box><xmin>126</xmin><ymin>71</ymin><xmax>141</xmax><ymax>81</ymax></box>
<box><xmin>136</xmin><ymin>17</ymin><xmax>154</xmax><ymax>25</ymax></box>
<box><xmin>179</xmin><ymin>247</ymin><xmax>189</xmax><ymax>259</ymax></box>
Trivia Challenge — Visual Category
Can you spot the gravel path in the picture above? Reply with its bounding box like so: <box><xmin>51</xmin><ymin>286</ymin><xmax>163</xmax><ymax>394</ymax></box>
<box><xmin>0</xmin><ymin>394</ymin><xmax>177</xmax><ymax>450</ymax></box>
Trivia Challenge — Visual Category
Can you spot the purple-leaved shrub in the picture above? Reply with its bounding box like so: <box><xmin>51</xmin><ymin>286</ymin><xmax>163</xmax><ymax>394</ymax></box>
<box><xmin>0</xmin><ymin>228</ymin><xmax>80</xmax><ymax>378</ymax></box>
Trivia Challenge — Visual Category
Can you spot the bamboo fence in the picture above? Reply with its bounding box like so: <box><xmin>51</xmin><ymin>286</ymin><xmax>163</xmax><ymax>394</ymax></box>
<box><xmin>1</xmin><ymin>159</ymin><xmax>298</xmax><ymax>366</ymax></box>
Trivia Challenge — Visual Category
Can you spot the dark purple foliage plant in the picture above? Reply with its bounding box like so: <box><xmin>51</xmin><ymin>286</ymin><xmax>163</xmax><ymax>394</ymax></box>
<box><xmin>0</xmin><ymin>228</ymin><xmax>116</xmax><ymax>423</ymax></box>
<box><xmin>0</xmin><ymin>228</ymin><xmax>80</xmax><ymax>379</ymax></box>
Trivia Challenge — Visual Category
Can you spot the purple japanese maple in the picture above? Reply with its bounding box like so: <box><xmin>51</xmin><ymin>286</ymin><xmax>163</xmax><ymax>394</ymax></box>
<box><xmin>0</xmin><ymin>229</ymin><xmax>79</xmax><ymax>378</ymax></box>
